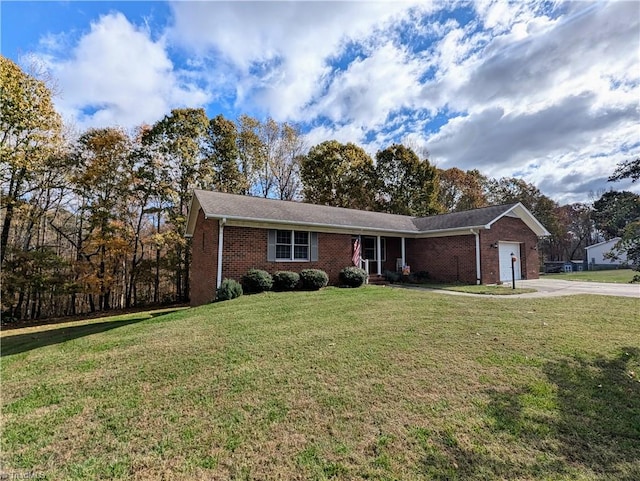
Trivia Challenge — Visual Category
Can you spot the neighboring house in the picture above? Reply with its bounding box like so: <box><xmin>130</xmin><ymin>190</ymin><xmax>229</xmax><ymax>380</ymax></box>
<box><xmin>585</xmin><ymin>238</ymin><xmax>626</xmax><ymax>270</ymax></box>
<box><xmin>185</xmin><ymin>190</ymin><xmax>550</xmax><ymax>306</ymax></box>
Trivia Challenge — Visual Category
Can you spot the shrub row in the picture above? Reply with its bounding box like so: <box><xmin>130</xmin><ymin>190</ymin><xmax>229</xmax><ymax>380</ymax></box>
<box><xmin>215</xmin><ymin>266</ymin><xmax>369</xmax><ymax>303</ymax></box>
<box><xmin>239</xmin><ymin>268</ymin><xmax>329</xmax><ymax>294</ymax></box>
<box><xmin>383</xmin><ymin>269</ymin><xmax>430</xmax><ymax>284</ymax></box>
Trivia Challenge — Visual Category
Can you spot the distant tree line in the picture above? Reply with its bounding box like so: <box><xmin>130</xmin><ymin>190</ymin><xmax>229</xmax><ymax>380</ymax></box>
<box><xmin>2</xmin><ymin>56</ymin><xmax>638</xmax><ymax>321</ymax></box>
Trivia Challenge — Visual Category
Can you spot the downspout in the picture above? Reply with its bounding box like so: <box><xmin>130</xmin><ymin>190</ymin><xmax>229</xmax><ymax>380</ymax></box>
<box><xmin>217</xmin><ymin>218</ymin><xmax>226</xmax><ymax>289</ymax></box>
<box><xmin>376</xmin><ymin>235</ymin><xmax>382</xmax><ymax>276</ymax></box>
<box><xmin>471</xmin><ymin>229</ymin><xmax>481</xmax><ymax>285</ymax></box>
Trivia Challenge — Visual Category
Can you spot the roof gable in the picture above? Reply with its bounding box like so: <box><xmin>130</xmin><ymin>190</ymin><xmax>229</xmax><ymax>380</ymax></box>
<box><xmin>185</xmin><ymin>190</ymin><xmax>550</xmax><ymax>237</ymax></box>
<box><xmin>585</xmin><ymin>237</ymin><xmax>621</xmax><ymax>250</ymax></box>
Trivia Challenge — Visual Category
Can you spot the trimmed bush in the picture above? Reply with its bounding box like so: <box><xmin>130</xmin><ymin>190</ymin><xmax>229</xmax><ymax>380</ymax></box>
<box><xmin>383</xmin><ymin>270</ymin><xmax>402</xmax><ymax>283</ymax></box>
<box><xmin>408</xmin><ymin>270</ymin><xmax>430</xmax><ymax>283</ymax></box>
<box><xmin>272</xmin><ymin>271</ymin><xmax>300</xmax><ymax>291</ymax></box>
<box><xmin>339</xmin><ymin>266</ymin><xmax>368</xmax><ymax>287</ymax></box>
<box><xmin>216</xmin><ymin>279</ymin><xmax>243</xmax><ymax>301</ymax></box>
<box><xmin>241</xmin><ymin>268</ymin><xmax>273</xmax><ymax>293</ymax></box>
<box><xmin>299</xmin><ymin>269</ymin><xmax>329</xmax><ymax>291</ymax></box>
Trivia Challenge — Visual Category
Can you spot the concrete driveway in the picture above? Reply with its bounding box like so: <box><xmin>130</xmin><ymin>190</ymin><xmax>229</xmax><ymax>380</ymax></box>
<box><xmin>515</xmin><ymin>278</ymin><xmax>640</xmax><ymax>298</ymax></box>
<box><xmin>391</xmin><ymin>279</ymin><xmax>639</xmax><ymax>298</ymax></box>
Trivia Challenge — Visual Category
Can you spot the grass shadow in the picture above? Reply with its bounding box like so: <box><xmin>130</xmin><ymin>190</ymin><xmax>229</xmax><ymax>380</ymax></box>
<box><xmin>480</xmin><ymin>347</ymin><xmax>640</xmax><ymax>480</ymax></box>
<box><xmin>545</xmin><ymin>347</ymin><xmax>640</xmax><ymax>479</ymax></box>
<box><xmin>1</xmin><ymin>310</ymin><xmax>180</xmax><ymax>357</ymax></box>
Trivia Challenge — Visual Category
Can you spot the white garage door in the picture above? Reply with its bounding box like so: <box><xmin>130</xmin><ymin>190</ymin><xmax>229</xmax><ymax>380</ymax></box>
<box><xmin>499</xmin><ymin>242</ymin><xmax>521</xmax><ymax>282</ymax></box>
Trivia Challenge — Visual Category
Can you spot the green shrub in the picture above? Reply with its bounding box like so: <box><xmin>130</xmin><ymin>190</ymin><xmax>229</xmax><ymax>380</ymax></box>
<box><xmin>383</xmin><ymin>270</ymin><xmax>402</xmax><ymax>283</ymax></box>
<box><xmin>216</xmin><ymin>279</ymin><xmax>243</xmax><ymax>301</ymax></box>
<box><xmin>241</xmin><ymin>268</ymin><xmax>273</xmax><ymax>293</ymax></box>
<box><xmin>408</xmin><ymin>270</ymin><xmax>430</xmax><ymax>283</ymax></box>
<box><xmin>272</xmin><ymin>271</ymin><xmax>300</xmax><ymax>291</ymax></box>
<box><xmin>299</xmin><ymin>269</ymin><xmax>329</xmax><ymax>290</ymax></box>
<box><xmin>339</xmin><ymin>266</ymin><xmax>368</xmax><ymax>287</ymax></box>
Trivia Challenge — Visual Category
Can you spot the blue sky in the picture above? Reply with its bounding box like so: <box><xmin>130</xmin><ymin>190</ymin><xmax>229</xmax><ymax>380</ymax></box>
<box><xmin>2</xmin><ymin>1</ymin><xmax>639</xmax><ymax>203</ymax></box>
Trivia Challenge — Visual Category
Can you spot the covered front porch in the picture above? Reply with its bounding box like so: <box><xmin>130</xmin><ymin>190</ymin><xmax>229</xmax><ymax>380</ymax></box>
<box><xmin>353</xmin><ymin>235</ymin><xmax>407</xmax><ymax>279</ymax></box>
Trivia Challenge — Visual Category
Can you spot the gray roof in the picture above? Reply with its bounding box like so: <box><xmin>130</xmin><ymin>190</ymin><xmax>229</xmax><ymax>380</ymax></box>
<box><xmin>412</xmin><ymin>203</ymin><xmax>520</xmax><ymax>231</ymax></box>
<box><xmin>186</xmin><ymin>190</ymin><xmax>551</xmax><ymax>236</ymax></box>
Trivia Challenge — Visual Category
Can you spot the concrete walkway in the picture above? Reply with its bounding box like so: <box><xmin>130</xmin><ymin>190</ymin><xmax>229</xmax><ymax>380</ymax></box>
<box><xmin>391</xmin><ymin>279</ymin><xmax>640</xmax><ymax>299</ymax></box>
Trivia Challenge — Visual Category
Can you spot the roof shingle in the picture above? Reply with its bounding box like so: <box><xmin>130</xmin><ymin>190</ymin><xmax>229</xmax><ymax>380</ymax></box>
<box><xmin>191</xmin><ymin>190</ymin><xmax>520</xmax><ymax>234</ymax></box>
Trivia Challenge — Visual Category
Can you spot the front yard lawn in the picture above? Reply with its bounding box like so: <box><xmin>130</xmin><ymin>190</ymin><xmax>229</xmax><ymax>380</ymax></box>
<box><xmin>2</xmin><ymin>287</ymin><xmax>639</xmax><ymax>480</ymax></box>
<box><xmin>544</xmin><ymin>268</ymin><xmax>636</xmax><ymax>283</ymax></box>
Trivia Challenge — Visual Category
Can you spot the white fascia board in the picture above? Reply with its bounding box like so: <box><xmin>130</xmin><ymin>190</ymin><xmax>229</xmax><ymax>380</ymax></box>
<box><xmin>208</xmin><ymin>215</ymin><xmax>418</xmax><ymax>237</ymax></box>
<box><xmin>215</xmin><ymin>216</ymin><xmax>488</xmax><ymax>238</ymax></box>
<box><xmin>585</xmin><ymin>237</ymin><xmax>621</xmax><ymax>250</ymax></box>
<box><xmin>184</xmin><ymin>193</ymin><xmax>201</xmax><ymax>237</ymax></box>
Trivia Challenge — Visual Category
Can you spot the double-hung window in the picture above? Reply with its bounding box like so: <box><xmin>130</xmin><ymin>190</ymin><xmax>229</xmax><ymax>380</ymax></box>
<box><xmin>275</xmin><ymin>230</ymin><xmax>309</xmax><ymax>261</ymax></box>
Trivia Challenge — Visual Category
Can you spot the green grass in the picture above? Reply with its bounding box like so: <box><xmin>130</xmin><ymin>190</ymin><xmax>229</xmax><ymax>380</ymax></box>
<box><xmin>544</xmin><ymin>268</ymin><xmax>636</xmax><ymax>283</ymax></box>
<box><xmin>414</xmin><ymin>283</ymin><xmax>537</xmax><ymax>295</ymax></box>
<box><xmin>2</xmin><ymin>287</ymin><xmax>639</xmax><ymax>480</ymax></box>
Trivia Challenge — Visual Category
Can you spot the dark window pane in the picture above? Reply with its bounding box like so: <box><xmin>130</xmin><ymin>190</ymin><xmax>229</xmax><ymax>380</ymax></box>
<box><xmin>294</xmin><ymin>246</ymin><xmax>308</xmax><ymax>260</ymax></box>
<box><xmin>294</xmin><ymin>231</ymin><xmax>308</xmax><ymax>245</ymax></box>
<box><xmin>276</xmin><ymin>245</ymin><xmax>291</xmax><ymax>259</ymax></box>
<box><xmin>276</xmin><ymin>230</ymin><xmax>291</xmax><ymax>244</ymax></box>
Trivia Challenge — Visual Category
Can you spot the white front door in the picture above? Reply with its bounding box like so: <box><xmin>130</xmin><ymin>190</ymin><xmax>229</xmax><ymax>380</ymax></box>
<box><xmin>499</xmin><ymin>242</ymin><xmax>521</xmax><ymax>282</ymax></box>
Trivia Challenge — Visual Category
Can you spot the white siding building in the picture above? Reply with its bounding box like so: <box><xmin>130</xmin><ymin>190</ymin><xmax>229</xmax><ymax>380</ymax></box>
<box><xmin>586</xmin><ymin>238</ymin><xmax>626</xmax><ymax>269</ymax></box>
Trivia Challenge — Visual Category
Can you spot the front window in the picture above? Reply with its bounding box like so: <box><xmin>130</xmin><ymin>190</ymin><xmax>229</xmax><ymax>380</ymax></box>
<box><xmin>276</xmin><ymin>230</ymin><xmax>309</xmax><ymax>261</ymax></box>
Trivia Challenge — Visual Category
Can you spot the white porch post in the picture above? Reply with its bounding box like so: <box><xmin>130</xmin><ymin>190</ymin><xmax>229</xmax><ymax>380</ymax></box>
<box><xmin>216</xmin><ymin>218</ymin><xmax>226</xmax><ymax>289</ymax></box>
<box><xmin>401</xmin><ymin>237</ymin><xmax>406</xmax><ymax>268</ymax></box>
<box><xmin>376</xmin><ymin>235</ymin><xmax>382</xmax><ymax>276</ymax></box>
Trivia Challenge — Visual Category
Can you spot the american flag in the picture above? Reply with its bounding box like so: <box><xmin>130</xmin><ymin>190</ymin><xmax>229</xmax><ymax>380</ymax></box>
<box><xmin>352</xmin><ymin>237</ymin><xmax>361</xmax><ymax>266</ymax></box>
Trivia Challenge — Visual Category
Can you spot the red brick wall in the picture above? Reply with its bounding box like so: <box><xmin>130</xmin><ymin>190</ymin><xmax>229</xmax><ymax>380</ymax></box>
<box><xmin>191</xmin><ymin>219</ymin><xmax>357</xmax><ymax>305</ymax></box>
<box><xmin>221</xmin><ymin>226</ymin><xmax>353</xmax><ymax>286</ymax></box>
<box><xmin>479</xmin><ymin>217</ymin><xmax>540</xmax><ymax>283</ymax></box>
<box><xmin>190</xmin><ymin>209</ymin><xmax>218</xmax><ymax>306</ymax></box>
<box><xmin>406</xmin><ymin>235</ymin><xmax>477</xmax><ymax>283</ymax></box>
<box><xmin>190</xmin><ymin>214</ymin><xmax>542</xmax><ymax>304</ymax></box>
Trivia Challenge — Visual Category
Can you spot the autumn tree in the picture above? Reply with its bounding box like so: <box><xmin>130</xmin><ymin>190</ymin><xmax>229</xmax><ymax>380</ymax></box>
<box><xmin>606</xmin><ymin>158</ymin><xmax>640</xmax><ymax>280</ymax></box>
<box><xmin>300</xmin><ymin>140</ymin><xmax>378</xmax><ymax>210</ymax></box>
<box><xmin>592</xmin><ymin>191</ymin><xmax>640</xmax><ymax>239</ymax></box>
<box><xmin>144</xmin><ymin>108</ymin><xmax>210</xmax><ymax>302</ymax></box>
<box><xmin>557</xmin><ymin>202</ymin><xmax>595</xmax><ymax>261</ymax></box>
<box><xmin>486</xmin><ymin>177</ymin><xmax>568</xmax><ymax>261</ymax></box>
<box><xmin>270</xmin><ymin>122</ymin><xmax>305</xmax><ymax>200</ymax></box>
<box><xmin>70</xmin><ymin>127</ymin><xmax>133</xmax><ymax>311</ymax></box>
<box><xmin>237</xmin><ymin>114</ymin><xmax>265</xmax><ymax>196</ymax></box>
<box><xmin>375</xmin><ymin>144</ymin><xmax>439</xmax><ymax>216</ymax></box>
<box><xmin>0</xmin><ymin>55</ymin><xmax>64</xmax><ymax>264</ymax></box>
<box><xmin>206</xmin><ymin>114</ymin><xmax>246</xmax><ymax>194</ymax></box>
<box><xmin>437</xmin><ymin>167</ymin><xmax>489</xmax><ymax>212</ymax></box>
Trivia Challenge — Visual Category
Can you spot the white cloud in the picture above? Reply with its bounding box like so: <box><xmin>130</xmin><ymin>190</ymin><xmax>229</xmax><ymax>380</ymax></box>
<box><xmin>34</xmin><ymin>12</ymin><xmax>210</xmax><ymax>130</ymax></box>
<box><xmin>308</xmin><ymin>42</ymin><xmax>425</xmax><ymax>127</ymax></box>
<box><xmin>18</xmin><ymin>0</ymin><xmax>639</xmax><ymax>203</ymax></box>
<box><xmin>168</xmin><ymin>1</ymin><xmax>426</xmax><ymax>120</ymax></box>
<box><xmin>419</xmin><ymin>0</ymin><xmax>640</xmax><ymax>201</ymax></box>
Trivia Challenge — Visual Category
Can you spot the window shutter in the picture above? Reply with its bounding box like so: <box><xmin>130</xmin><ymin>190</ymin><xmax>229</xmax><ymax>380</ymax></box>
<box><xmin>267</xmin><ymin>230</ymin><xmax>276</xmax><ymax>261</ymax></box>
<box><xmin>310</xmin><ymin>232</ymin><xmax>318</xmax><ymax>261</ymax></box>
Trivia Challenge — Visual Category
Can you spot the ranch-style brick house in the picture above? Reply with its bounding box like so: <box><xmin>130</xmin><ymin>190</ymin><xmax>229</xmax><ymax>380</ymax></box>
<box><xmin>186</xmin><ymin>190</ymin><xmax>550</xmax><ymax>306</ymax></box>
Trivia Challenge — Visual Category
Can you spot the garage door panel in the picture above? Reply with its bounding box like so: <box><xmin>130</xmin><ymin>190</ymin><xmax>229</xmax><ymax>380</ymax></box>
<box><xmin>499</xmin><ymin>242</ymin><xmax>521</xmax><ymax>282</ymax></box>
